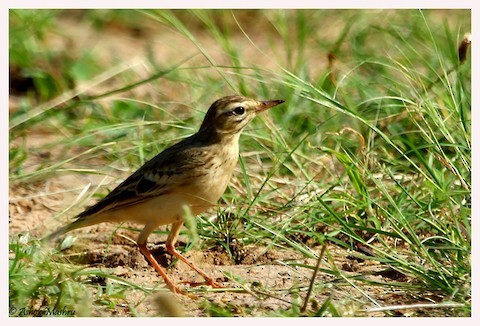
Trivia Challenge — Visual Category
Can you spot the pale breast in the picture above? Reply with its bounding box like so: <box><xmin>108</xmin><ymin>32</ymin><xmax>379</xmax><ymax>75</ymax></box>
<box><xmin>180</xmin><ymin>143</ymin><xmax>239</xmax><ymax>211</ymax></box>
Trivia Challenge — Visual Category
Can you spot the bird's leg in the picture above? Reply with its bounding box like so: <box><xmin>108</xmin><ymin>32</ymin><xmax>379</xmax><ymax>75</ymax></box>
<box><xmin>167</xmin><ymin>221</ymin><xmax>224</xmax><ymax>288</ymax></box>
<box><xmin>137</xmin><ymin>242</ymin><xmax>187</xmax><ymax>295</ymax></box>
<box><xmin>137</xmin><ymin>222</ymin><xmax>194</xmax><ymax>296</ymax></box>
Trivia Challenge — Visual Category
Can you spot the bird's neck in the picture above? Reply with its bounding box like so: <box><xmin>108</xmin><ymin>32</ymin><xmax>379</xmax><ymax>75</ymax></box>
<box><xmin>194</xmin><ymin>125</ymin><xmax>242</xmax><ymax>147</ymax></box>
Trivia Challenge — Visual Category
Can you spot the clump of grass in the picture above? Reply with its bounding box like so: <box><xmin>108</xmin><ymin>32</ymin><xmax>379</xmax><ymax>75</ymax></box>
<box><xmin>9</xmin><ymin>234</ymin><xmax>92</xmax><ymax>316</ymax></box>
<box><xmin>9</xmin><ymin>233</ymin><xmax>157</xmax><ymax>316</ymax></box>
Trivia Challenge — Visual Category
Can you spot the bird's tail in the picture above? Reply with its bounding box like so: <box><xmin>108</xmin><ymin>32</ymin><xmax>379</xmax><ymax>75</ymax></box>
<box><xmin>43</xmin><ymin>213</ymin><xmax>113</xmax><ymax>242</ymax></box>
<box><xmin>43</xmin><ymin>223</ymin><xmax>78</xmax><ymax>242</ymax></box>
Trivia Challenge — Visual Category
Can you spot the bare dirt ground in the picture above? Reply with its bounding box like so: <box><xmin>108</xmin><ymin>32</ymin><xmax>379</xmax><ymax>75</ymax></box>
<box><xmin>9</xmin><ymin>11</ymin><xmax>444</xmax><ymax>317</ymax></box>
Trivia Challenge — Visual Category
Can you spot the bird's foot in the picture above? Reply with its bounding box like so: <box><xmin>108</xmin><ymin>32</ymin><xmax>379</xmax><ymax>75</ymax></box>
<box><xmin>167</xmin><ymin>283</ymin><xmax>198</xmax><ymax>299</ymax></box>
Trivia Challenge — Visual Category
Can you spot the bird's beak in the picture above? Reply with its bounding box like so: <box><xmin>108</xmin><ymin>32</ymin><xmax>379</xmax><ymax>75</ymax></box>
<box><xmin>256</xmin><ymin>100</ymin><xmax>285</xmax><ymax>113</ymax></box>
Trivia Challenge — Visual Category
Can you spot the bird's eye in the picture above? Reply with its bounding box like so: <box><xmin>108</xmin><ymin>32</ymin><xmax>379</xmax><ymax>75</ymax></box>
<box><xmin>232</xmin><ymin>106</ymin><xmax>245</xmax><ymax>116</ymax></box>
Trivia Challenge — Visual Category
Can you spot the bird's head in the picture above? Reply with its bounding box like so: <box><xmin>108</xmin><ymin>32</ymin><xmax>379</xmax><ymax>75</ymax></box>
<box><xmin>199</xmin><ymin>95</ymin><xmax>284</xmax><ymax>137</ymax></box>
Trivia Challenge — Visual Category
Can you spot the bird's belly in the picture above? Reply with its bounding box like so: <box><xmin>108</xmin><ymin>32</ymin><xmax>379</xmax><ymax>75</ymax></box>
<box><xmin>103</xmin><ymin>193</ymin><xmax>190</xmax><ymax>226</ymax></box>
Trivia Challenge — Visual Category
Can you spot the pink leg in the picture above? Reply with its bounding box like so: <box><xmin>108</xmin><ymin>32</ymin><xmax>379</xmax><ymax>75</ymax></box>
<box><xmin>166</xmin><ymin>221</ymin><xmax>224</xmax><ymax>288</ymax></box>
<box><xmin>137</xmin><ymin>242</ymin><xmax>188</xmax><ymax>294</ymax></box>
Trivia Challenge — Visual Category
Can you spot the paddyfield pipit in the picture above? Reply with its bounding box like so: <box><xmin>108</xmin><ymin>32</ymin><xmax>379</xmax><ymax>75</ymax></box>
<box><xmin>47</xmin><ymin>95</ymin><xmax>284</xmax><ymax>295</ymax></box>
